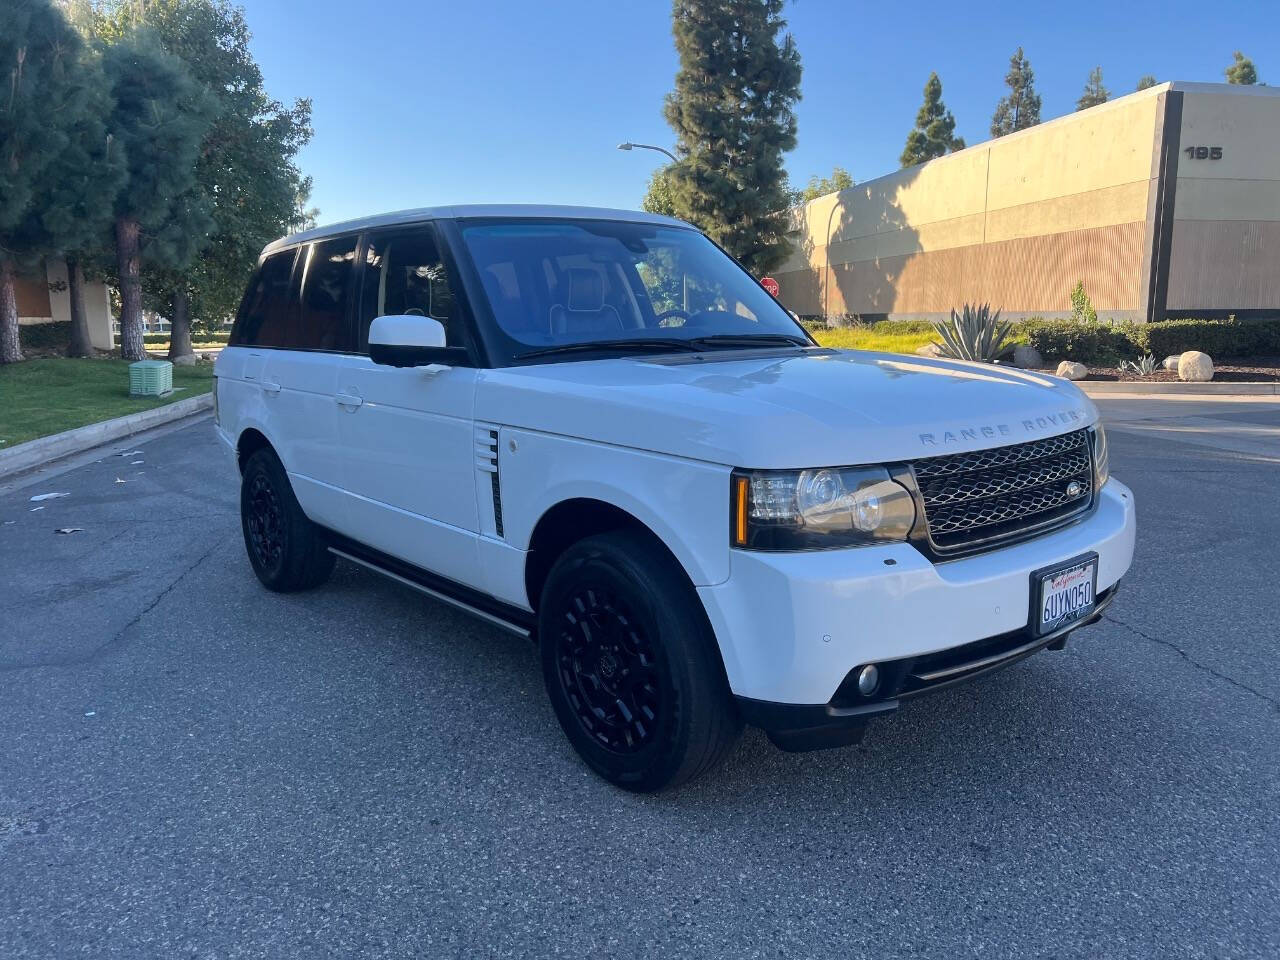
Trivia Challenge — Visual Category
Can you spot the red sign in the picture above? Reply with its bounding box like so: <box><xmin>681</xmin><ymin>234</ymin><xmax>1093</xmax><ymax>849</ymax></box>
<box><xmin>760</xmin><ymin>276</ymin><xmax>780</xmax><ymax>297</ymax></box>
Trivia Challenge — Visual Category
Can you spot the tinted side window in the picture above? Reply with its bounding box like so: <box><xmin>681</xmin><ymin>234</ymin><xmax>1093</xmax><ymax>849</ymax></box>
<box><xmin>297</xmin><ymin>237</ymin><xmax>358</xmax><ymax>351</ymax></box>
<box><xmin>358</xmin><ymin>227</ymin><xmax>460</xmax><ymax>349</ymax></box>
<box><xmin>230</xmin><ymin>249</ymin><xmax>296</xmax><ymax>347</ymax></box>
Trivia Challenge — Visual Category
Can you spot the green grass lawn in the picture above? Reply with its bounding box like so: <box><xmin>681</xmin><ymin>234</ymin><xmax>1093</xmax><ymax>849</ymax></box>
<box><xmin>0</xmin><ymin>357</ymin><xmax>214</xmax><ymax>447</ymax></box>
<box><xmin>812</xmin><ymin>327</ymin><xmax>939</xmax><ymax>355</ymax></box>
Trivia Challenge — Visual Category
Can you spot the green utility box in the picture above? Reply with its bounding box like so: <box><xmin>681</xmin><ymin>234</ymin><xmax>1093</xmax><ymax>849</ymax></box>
<box><xmin>129</xmin><ymin>359</ymin><xmax>174</xmax><ymax>397</ymax></box>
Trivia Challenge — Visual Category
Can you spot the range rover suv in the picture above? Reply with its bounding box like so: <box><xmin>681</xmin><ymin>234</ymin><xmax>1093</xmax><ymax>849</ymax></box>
<box><xmin>214</xmin><ymin>205</ymin><xmax>1136</xmax><ymax>791</ymax></box>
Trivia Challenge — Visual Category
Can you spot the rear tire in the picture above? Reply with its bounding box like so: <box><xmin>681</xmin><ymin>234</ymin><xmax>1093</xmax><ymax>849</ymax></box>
<box><xmin>538</xmin><ymin>530</ymin><xmax>741</xmax><ymax>792</ymax></box>
<box><xmin>240</xmin><ymin>447</ymin><xmax>335</xmax><ymax>592</ymax></box>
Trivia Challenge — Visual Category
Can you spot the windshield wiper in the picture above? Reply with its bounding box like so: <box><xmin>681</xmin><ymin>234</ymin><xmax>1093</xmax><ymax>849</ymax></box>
<box><xmin>686</xmin><ymin>333</ymin><xmax>812</xmax><ymax>350</ymax></box>
<box><xmin>514</xmin><ymin>338</ymin><xmax>702</xmax><ymax>361</ymax></box>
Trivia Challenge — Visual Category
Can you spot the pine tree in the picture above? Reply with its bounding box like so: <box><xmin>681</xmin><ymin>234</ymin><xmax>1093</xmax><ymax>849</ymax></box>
<box><xmin>101</xmin><ymin>28</ymin><xmax>216</xmax><ymax>361</ymax></box>
<box><xmin>17</xmin><ymin>51</ymin><xmax>127</xmax><ymax>357</ymax></box>
<box><xmin>662</xmin><ymin>0</ymin><xmax>803</xmax><ymax>274</ymax></box>
<box><xmin>0</xmin><ymin>0</ymin><xmax>96</xmax><ymax>363</ymax></box>
<box><xmin>1076</xmin><ymin>67</ymin><xmax>1110</xmax><ymax>111</ymax></box>
<box><xmin>901</xmin><ymin>73</ymin><xmax>965</xmax><ymax>167</ymax></box>
<box><xmin>1136</xmin><ymin>75</ymin><xmax>1157</xmax><ymax>91</ymax></box>
<box><xmin>96</xmin><ymin>0</ymin><xmax>313</xmax><ymax>359</ymax></box>
<box><xmin>1225</xmin><ymin>51</ymin><xmax>1258</xmax><ymax>85</ymax></box>
<box><xmin>990</xmin><ymin>47</ymin><xmax>1042</xmax><ymax>138</ymax></box>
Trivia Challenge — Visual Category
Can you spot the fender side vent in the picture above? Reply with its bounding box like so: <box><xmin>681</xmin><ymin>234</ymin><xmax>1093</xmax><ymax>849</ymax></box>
<box><xmin>475</xmin><ymin>426</ymin><xmax>503</xmax><ymax>537</ymax></box>
<box><xmin>491</xmin><ymin>471</ymin><xmax>504</xmax><ymax>538</ymax></box>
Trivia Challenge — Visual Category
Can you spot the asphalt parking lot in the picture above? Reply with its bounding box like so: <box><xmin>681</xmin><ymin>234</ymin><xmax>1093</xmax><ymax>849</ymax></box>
<box><xmin>2</xmin><ymin>397</ymin><xmax>1278</xmax><ymax>959</ymax></box>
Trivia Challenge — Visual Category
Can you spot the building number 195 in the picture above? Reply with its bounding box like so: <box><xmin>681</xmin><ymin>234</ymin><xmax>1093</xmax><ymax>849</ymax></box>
<box><xmin>1184</xmin><ymin>146</ymin><xmax>1223</xmax><ymax>160</ymax></box>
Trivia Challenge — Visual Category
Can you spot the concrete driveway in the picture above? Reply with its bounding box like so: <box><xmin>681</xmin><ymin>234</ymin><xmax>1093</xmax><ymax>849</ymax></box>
<box><xmin>1</xmin><ymin>398</ymin><xmax>1278</xmax><ymax>958</ymax></box>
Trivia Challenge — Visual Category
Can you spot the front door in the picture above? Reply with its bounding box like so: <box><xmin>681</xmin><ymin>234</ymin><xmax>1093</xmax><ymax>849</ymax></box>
<box><xmin>330</xmin><ymin>224</ymin><xmax>481</xmax><ymax>587</ymax></box>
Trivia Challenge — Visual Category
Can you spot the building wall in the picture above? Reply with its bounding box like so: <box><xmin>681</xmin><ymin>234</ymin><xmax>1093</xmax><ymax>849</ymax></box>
<box><xmin>776</xmin><ymin>87</ymin><xmax>1166</xmax><ymax>321</ymax></box>
<box><xmin>14</xmin><ymin>270</ymin><xmax>52</xmax><ymax>318</ymax></box>
<box><xmin>1166</xmin><ymin>85</ymin><xmax>1280</xmax><ymax>313</ymax></box>
<box><xmin>16</xmin><ymin>259</ymin><xmax>115</xmax><ymax>351</ymax></box>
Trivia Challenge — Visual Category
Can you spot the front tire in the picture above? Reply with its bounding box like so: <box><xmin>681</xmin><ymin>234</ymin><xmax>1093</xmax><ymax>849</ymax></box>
<box><xmin>538</xmin><ymin>531</ymin><xmax>741</xmax><ymax>792</ymax></box>
<box><xmin>240</xmin><ymin>447</ymin><xmax>335</xmax><ymax>592</ymax></box>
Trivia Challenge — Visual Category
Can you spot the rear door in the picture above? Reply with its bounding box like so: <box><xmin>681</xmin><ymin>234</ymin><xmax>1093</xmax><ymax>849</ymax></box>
<box><xmin>329</xmin><ymin>223</ymin><xmax>482</xmax><ymax>586</ymax></box>
<box><xmin>225</xmin><ymin>239</ymin><xmax>355</xmax><ymax>530</ymax></box>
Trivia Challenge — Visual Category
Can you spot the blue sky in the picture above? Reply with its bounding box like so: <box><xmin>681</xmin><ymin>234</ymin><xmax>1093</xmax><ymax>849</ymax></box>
<box><xmin>242</xmin><ymin>0</ymin><xmax>1274</xmax><ymax>227</ymax></box>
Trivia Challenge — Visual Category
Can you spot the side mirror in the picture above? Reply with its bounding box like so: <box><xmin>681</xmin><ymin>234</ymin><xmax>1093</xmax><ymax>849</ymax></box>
<box><xmin>368</xmin><ymin>315</ymin><xmax>470</xmax><ymax>368</ymax></box>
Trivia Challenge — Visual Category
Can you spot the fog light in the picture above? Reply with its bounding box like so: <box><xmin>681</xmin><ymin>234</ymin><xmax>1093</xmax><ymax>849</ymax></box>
<box><xmin>856</xmin><ymin>664</ymin><xmax>880</xmax><ymax>696</ymax></box>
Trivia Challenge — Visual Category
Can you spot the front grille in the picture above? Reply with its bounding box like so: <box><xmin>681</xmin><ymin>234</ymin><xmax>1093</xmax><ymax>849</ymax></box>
<box><xmin>911</xmin><ymin>429</ymin><xmax>1094</xmax><ymax>554</ymax></box>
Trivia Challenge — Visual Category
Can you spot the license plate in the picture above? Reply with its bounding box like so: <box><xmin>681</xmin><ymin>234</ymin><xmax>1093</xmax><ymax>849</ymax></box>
<box><xmin>1032</xmin><ymin>553</ymin><xmax>1098</xmax><ymax>637</ymax></box>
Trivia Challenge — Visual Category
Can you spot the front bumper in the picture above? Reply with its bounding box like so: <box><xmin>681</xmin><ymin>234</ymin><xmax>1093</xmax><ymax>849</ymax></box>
<box><xmin>737</xmin><ymin>584</ymin><xmax>1117</xmax><ymax>751</ymax></box>
<box><xmin>697</xmin><ymin>480</ymin><xmax>1136</xmax><ymax>744</ymax></box>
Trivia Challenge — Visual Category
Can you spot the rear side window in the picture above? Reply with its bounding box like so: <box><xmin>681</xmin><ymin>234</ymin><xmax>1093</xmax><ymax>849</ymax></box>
<box><xmin>296</xmin><ymin>236</ymin><xmax>358</xmax><ymax>351</ymax></box>
<box><xmin>230</xmin><ymin>249</ymin><xmax>297</xmax><ymax>347</ymax></box>
<box><xmin>358</xmin><ymin>227</ymin><xmax>461</xmax><ymax>349</ymax></box>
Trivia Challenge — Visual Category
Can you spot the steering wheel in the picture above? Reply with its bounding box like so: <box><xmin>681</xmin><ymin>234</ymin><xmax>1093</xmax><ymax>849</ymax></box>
<box><xmin>655</xmin><ymin>308</ymin><xmax>692</xmax><ymax>325</ymax></box>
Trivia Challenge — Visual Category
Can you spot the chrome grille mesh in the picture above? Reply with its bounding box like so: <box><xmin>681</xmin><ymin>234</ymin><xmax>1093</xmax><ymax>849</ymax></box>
<box><xmin>911</xmin><ymin>429</ymin><xmax>1094</xmax><ymax>552</ymax></box>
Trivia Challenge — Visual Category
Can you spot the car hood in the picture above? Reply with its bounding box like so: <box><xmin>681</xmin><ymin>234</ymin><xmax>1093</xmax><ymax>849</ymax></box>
<box><xmin>475</xmin><ymin>348</ymin><xmax>1097</xmax><ymax>468</ymax></box>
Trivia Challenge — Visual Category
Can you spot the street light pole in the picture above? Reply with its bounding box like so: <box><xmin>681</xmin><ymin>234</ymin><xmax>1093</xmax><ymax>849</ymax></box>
<box><xmin>617</xmin><ymin>142</ymin><xmax>678</xmax><ymax>164</ymax></box>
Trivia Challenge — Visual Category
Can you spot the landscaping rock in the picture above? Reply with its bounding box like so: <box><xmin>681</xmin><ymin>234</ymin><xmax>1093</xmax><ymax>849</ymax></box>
<box><xmin>1178</xmin><ymin>351</ymin><xmax>1214</xmax><ymax>382</ymax></box>
<box><xmin>171</xmin><ymin>354</ymin><xmax>198</xmax><ymax>366</ymax></box>
<box><xmin>915</xmin><ymin>343</ymin><xmax>943</xmax><ymax>358</ymax></box>
<box><xmin>1055</xmin><ymin>361</ymin><xmax>1089</xmax><ymax>380</ymax></box>
<box><xmin>1013</xmin><ymin>344</ymin><xmax>1043</xmax><ymax>369</ymax></box>
<box><xmin>1163</xmin><ymin>355</ymin><xmax>1181</xmax><ymax>371</ymax></box>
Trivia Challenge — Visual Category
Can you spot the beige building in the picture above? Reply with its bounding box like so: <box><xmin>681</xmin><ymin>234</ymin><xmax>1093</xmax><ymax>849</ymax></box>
<box><xmin>15</xmin><ymin>258</ymin><xmax>114</xmax><ymax>351</ymax></box>
<box><xmin>775</xmin><ymin>82</ymin><xmax>1280</xmax><ymax>323</ymax></box>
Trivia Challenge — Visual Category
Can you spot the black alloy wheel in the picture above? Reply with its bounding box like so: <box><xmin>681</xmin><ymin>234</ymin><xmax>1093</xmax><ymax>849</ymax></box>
<box><xmin>245</xmin><ymin>470</ymin><xmax>286</xmax><ymax>575</ymax></box>
<box><xmin>553</xmin><ymin>585</ymin><xmax>664</xmax><ymax>754</ymax></box>
<box><xmin>239</xmin><ymin>447</ymin><xmax>335</xmax><ymax>592</ymax></box>
<box><xmin>538</xmin><ymin>530</ymin><xmax>741</xmax><ymax>792</ymax></box>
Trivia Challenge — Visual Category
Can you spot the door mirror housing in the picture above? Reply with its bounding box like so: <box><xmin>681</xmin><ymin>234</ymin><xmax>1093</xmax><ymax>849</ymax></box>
<box><xmin>368</xmin><ymin>314</ymin><xmax>470</xmax><ymax>368</ymax></box>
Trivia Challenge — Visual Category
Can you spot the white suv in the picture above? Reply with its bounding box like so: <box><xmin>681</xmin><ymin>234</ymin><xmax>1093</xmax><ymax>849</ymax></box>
<box><xmin>214</xmin><ymin>205</ymin><xmax>1136</xmax><ymax>791</ymax></box>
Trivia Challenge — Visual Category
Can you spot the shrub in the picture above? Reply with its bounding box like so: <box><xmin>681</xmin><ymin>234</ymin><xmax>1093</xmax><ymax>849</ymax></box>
<box><xmin>931</xmin><ymin>303</ymin><xmax>1014</xmax><ymax>362</ymax></box>
<box><xmin>1070</xmin><ymin>281</ymin><xmax>1098</xmax><ymax>324</ymax></box>
<box><xmin>18</xmin><ymin>321</ymin><xmax>72</xmax><ymax>352</ymax></box>
<box><xmin>1144</xmin><ymin>316</ymin><xmax>1280</xmax><ymax>359</ymax></box>
<box><xmin>820</xmin><ymin>313</ymin><xmax>1280</xmax><ymax>364</ymax></box>
<box><xmin>1020</xmin><ymin>318</ymin><xmax>1138</xmax><ymax>366</ymax></box>
<box><xmin>141</xmin><ymin>332</ymin><xmax>230</xmax><ymax>345</ymax></box>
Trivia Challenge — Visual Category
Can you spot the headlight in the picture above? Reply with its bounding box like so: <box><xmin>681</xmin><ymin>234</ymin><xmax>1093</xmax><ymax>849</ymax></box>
<box><xmin>731</xmin><ymin>465</ymin><xmax>916</xmax><ymax>550</ymax></box>
<box><xmin>1091</xmin><ymin>423</ymin><xmax>1110</xmax><ymax>490</ymax></box>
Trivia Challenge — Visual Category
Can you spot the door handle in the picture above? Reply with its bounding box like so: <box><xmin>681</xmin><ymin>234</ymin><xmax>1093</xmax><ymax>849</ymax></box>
<box><xmin>335</xmin><ymin>392</ymin><xmax>364</xmax><ymax>409</ymax></box>
<box><xmin>262</xmin><ymin>381</ymin><xmax>282</xmax><ymax>395</ymax></box>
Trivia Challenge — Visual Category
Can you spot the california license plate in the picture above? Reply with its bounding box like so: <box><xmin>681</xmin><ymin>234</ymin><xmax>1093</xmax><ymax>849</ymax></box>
<box><xmin>1032</xmin><ymin>553</ymin><xmax>1098</xmax><ymax>636</ymax></box>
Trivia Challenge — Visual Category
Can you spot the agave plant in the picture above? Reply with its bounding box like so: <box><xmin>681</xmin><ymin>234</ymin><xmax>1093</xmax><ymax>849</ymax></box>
<box><xmin>929</xmin><ymin>303</ymin><xmax>1014</xmax><ymax>363</ymax></box>
<box><xmin>1121</xmin><ymin>354</ymin><xmax>1159</xmax><ymax>377</ymax></box>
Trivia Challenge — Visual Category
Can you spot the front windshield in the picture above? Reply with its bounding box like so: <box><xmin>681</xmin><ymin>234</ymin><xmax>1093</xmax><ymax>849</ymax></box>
<box><xmin>457</xmin><ymin>219</ymin><xmax>810</xmax><ymax>359</ymax></box>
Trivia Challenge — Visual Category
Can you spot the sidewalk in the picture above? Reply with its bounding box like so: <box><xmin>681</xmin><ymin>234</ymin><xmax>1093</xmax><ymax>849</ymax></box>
<box><xmin>1094</xmin><ymin>393</ymin><xmax>1280</xmax><ymax>461</ymax></box>
<box><xmin>1078</xmin><ymin>381</ymin><xmax>1279</xmax><ymax>397</ymax></box>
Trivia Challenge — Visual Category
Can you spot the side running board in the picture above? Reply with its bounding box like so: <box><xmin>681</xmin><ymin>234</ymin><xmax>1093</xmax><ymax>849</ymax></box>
<box><xmin>327</xmin><ymin>544</ymin><xmax>533</xmax><ymax>639</ymax></box>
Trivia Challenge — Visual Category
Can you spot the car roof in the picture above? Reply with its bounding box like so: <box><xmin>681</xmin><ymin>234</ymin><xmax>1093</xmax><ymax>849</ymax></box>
<box><xmin>261</xmin><ymin>204</ymin><xmax>696</xmax><ymax>256</ymax></box>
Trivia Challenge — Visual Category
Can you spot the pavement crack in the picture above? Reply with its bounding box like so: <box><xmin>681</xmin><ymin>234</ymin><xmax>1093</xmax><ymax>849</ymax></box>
<box><xmin>1104</xmin><ymin>612</ymin><xmax>1280</xmax><ymax>713</ymax></box>
<box><xmin>111</xmin><ymin>538</ymin><xmax>224</xmax><ymax>642</ymax></box>
<box><xmin>0</xmin><ymin>536</ymin><xmax>228</xmax><ymax>673</ymax></box>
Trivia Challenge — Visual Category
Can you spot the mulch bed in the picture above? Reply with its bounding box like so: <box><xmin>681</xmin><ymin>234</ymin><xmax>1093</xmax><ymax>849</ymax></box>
<box><xmin>1056</xmin><ymin>358</ymin><xmax>1280</xmax><ymax>383</ymax></box>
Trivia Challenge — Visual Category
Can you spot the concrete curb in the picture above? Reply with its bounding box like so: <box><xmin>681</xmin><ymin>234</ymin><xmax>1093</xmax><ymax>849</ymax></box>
<box><xmin>1078</xmin><ymin>381</ymin><xmax>1279</xmax><ymax>396</ymax></box>
<box><xmin>0</xmin><ymin>393</ymin><xmax>213</xmax><ymax>480</ymax></box>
